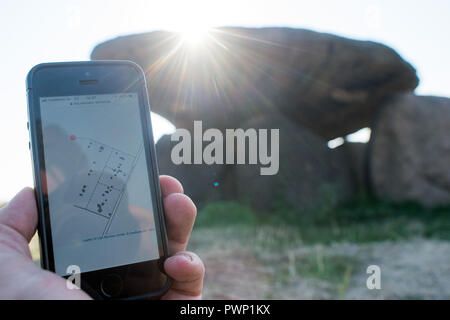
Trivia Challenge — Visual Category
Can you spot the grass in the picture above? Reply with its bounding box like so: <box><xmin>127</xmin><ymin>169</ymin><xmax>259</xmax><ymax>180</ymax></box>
<box><xmin>190</xmin><ymin>196</ymin><xmax>450</xmax><ymax>298</ymax></box>
<box><xmin>294</xmin><ymin>252</ymin><xmax>360</xmax><ymax>284</ymax></box>
<box><xmin>275</xmin><ymin>249</ymin><xmax>360</xmax><ymax>285</ymax></box>
<box><xmin>194</xmin><ymin>195</ymin><xmax>450</xmax><ymax>244</ymax></box>
<box><xmin>195</xmin><ymin>201</ymin><xmax>257</xmax><ymax>227</ymax></box>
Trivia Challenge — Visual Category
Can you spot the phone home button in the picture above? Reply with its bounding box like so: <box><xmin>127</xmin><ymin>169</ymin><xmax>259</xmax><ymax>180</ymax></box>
<box><xmin>100</xmin><ymin>274</ymin><xmax>123</xmax><ymax>298</ymax></box>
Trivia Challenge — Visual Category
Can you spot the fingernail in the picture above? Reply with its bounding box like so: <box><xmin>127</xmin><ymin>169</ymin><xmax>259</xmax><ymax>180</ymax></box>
<box><xmin>175</xmin><ymin>252</ymin><xmax>193</xmax><ymax>262</ymax></box>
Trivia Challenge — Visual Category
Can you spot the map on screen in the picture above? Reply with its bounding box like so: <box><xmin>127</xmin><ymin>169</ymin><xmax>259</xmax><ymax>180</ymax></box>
<box><xmin>40</xmin><ymin>93</ymin><xmax>160</xmax><ymax>275</ymax></box>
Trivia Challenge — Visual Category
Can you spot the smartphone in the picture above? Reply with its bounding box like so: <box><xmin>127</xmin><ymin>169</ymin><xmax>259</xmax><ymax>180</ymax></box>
<box><xmin>26</xmin><ymin>61</ymin><xmax>171</xmax><ymax>299</ymax></box>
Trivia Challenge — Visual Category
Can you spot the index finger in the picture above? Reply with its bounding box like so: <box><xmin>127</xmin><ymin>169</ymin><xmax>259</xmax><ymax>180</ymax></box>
<box><xmin>0</xmin><ymin>187</ymin><xmax>38</xmax><ymax>242</ymax></box>
<box><xmin>159</xmin><ymin>175</ymin><xmax>184</xmax><ymax>198</ymax></box>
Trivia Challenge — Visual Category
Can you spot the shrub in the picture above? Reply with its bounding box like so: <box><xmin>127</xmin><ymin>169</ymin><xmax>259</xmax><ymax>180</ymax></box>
<box><xmin>195</xmin><ymin>201</ymin><xmax>257</xmax><ymax>227</ymax></box>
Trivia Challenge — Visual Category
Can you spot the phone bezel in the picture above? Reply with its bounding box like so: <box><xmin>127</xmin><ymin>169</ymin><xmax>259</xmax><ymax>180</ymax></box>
<box><xmin>26</xmin><ymin>61</ymin><xmax>171</xmax><ymax>299</ymax></box>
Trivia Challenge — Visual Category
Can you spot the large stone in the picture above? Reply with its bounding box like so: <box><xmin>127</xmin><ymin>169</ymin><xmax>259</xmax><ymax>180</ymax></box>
<box><xmin>369</xmin><ymin>94</ymin><xmax>450</xmax><ymax>207</ymax></box>
<box><xmin>91</xmin><ymin>27</ymin><xmax>418</xmax><ymax>140</ymax></box>
<box><xmin>155</xmin><ymin>134</ymin><xmax>229</xmax><ymax>206</ymax></box>
<box><xmin>155</xmin><ymin>112</ymin><xmax>355</xmax><ymax>210</ymax></box>
<box><xmin>336</xmin><ymin>142</ymin><xmax>370</xmax><ymax>194</ymax></box>
<box><xmin>232</xmin><ymin>113</ymin><xmax>355</xmax><ymax>211</ymax></box>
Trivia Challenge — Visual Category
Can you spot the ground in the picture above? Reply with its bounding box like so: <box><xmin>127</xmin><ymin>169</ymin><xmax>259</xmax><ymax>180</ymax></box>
<box><xmin>189</xmin><ymin>227</ymin><xmax>450</xmax><ymax>299</ymax></box>
<box><xmin>27</xmin><ymin>197</ymin><xmax>450</xmax><ymax>299</ymax></box>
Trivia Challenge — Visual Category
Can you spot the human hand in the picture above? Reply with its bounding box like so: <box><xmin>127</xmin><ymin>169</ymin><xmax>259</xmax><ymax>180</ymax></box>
<box><xmin>0</xmin><ymin>175</ymin><xmax>204</xmax><ymax>299</ymax></box>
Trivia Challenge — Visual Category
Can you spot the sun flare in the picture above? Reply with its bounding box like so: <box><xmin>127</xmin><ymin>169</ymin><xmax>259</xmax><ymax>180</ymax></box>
<box><xmin>180</xmin><ymin>26</ymin><xmax>210</xmax><ymax>46</ymax></box>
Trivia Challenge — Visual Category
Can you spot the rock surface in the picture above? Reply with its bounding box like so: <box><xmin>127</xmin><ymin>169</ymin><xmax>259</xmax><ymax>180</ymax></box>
<box><xmin>232</xmin><ymin>113</ymin><xmax>355</xmax><ymax>210</ymax></box>
<box><xmin>91</xmin><ymin>27</ymin><xmax>418</xmax><ymax>140</ymax></box>
<box><xmin>336</xmin><ymin>142</ymin><xmax>370</xmax><ymax>193</ymax></box>
<box><xmin>369</xmin><ymin>94</ymin><xmax>450</xmax><ymax>207</ymax></box>
<box><xmin>155</xmin><ymin>112</ymin><xmax>356</xmax><ymax>210</ymax></box>
<box><xmin>155</xmin><ymin>134</ymin><xmax>229</xmax><ymax>206</ymax></box>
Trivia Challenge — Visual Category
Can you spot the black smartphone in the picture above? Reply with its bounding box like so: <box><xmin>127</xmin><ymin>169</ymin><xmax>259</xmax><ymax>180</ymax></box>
<box><xmin>26</xmin><ymin>61</ymin><xmax>171</xmax><ymax>299</ymax></box>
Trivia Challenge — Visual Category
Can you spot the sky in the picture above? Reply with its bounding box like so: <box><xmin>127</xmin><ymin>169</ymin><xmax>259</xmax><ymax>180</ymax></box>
<box><xmin>0</xmin><ymin>0</ymin><xmax>449</xmax><ymax>201</ymax></box>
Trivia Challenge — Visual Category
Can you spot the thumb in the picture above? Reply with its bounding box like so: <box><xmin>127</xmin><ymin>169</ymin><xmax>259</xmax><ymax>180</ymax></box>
<box><xmin>0</xmin><ymin>187</ymin><xmax>38</xmax><ymax>242</ymax></box>
<box><xmin>162</xmin><ymin>251</ymin><xmax>205</xmax><ymax>300</ymax></box>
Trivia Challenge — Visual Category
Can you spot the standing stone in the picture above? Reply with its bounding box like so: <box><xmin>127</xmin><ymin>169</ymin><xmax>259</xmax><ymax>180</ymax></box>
<box><xmin>369</xmin><ymin>94</ymin><xmax>450</xmax><ymax>207</ymax></box>
<box><xmin>233</xmin><ymin>113</ymin><xmax>355</xmax><ymax>211</ymax></box>
<box><xmin>336</xmin><ymin>142</ymin><xmax>370</xmax><ymax>194</ymax></box>
<box><xmin>155</xmin><ymin>134</ymin><xmax>227</xmax><ymax>206</ymax></box>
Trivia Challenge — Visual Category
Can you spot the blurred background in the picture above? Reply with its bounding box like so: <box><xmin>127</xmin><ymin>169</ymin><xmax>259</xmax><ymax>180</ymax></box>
<box><xmin>0</xmin><ymin>0</ymin><xmax>449</xmax><ymax>299</ymax></box>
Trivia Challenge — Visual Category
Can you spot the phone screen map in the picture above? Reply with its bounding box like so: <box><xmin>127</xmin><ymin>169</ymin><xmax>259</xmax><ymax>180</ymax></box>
<box><xmin>39</xmin><ymin>93</ymin><xmax>160</xmax><ymax>275</ymax></box>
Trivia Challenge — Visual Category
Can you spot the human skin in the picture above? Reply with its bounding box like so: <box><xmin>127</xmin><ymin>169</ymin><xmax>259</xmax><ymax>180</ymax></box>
<box><xmin>0</xmin><ymin>175</ymin><xmax>204</xmax><ymax>299</ymax></box>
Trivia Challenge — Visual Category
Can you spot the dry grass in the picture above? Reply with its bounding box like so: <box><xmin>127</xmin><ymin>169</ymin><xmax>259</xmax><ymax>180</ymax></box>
<box><xmin>188</xmin><ymin>227</ymin><xmax>450</xmax><ymax>299</ymax></box>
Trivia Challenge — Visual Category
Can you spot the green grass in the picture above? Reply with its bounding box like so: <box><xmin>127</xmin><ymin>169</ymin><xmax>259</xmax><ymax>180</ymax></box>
<box><xmin>194</xmin><ymin>196</ymin><xmax>450</xmax><ymax>244</ymax></box>
<box><xmin>195</xmin><ymin>201</ymin><xmax>257</xmax><ymax>227</ymax></box>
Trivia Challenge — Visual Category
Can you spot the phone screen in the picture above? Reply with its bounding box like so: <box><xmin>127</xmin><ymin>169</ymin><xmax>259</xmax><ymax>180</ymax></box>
<box><xmin>39</xmin><ymin>93</ymin><xmax>160</xmax><ymax>276</ymax></box>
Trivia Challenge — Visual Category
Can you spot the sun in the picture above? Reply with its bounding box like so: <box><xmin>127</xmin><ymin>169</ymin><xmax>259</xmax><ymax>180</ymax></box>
<box><xmin>180</xmin><ymin>26</ymin><xmax>209</xmax><ymax>46</ymax></box>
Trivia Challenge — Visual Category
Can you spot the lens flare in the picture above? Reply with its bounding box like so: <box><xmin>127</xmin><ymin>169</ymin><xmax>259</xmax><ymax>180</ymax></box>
<box><xmin>181</xmin><ymin>26</ymin><xmax>209</xmax><ymax>46</ymax></box>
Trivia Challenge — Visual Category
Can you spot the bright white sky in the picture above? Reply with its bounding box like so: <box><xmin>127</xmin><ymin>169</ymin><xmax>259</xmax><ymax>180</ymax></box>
<box><xmin>0</xmin><ymin>0</ymin><xmax>449</xmax><ymax>201</ymax></box>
